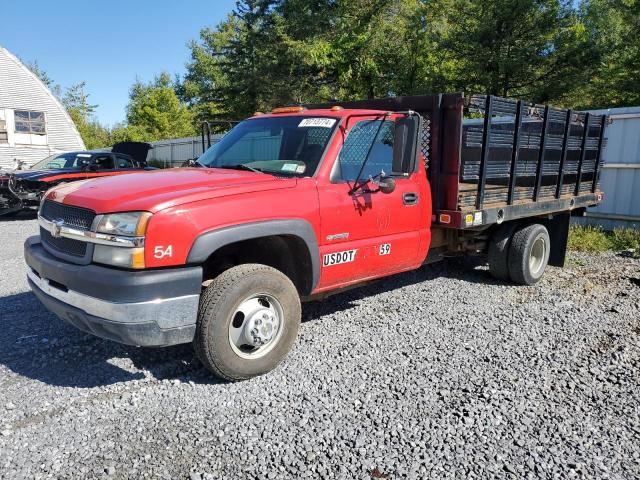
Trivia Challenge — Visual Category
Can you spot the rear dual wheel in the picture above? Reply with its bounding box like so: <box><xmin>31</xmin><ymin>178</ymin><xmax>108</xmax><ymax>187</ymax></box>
<box><xmin>488</xmin><ymin>223</ymin><xmax>550</xmax><ymax>285</ymax></box>
<box><xmin>194</xmin><ymin>264</ymin><xmax>301</xmax><ymax>381</ymax></box>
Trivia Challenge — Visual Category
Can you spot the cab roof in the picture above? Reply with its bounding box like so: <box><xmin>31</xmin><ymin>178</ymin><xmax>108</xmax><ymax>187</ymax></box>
<box><xmin>253</xmin><ymin>108</ymin><xmax>392</xmax><ymax>119</ymax></box>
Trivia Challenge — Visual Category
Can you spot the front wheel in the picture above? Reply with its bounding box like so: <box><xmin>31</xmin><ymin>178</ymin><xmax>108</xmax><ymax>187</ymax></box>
<box><xmin>194</xmin><ymin>264</ymin><xmax>301</xmax><ymax>381</ymax></box>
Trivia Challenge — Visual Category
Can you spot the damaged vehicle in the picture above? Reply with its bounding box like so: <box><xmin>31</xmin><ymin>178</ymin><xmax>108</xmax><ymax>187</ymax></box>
<box><xmin>0</xmin><ymin>142</ymin><xmax>152</xmax><ymax>216</ymax></box>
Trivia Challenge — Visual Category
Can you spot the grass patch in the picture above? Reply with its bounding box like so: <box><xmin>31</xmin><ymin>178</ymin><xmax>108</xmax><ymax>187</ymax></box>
<box><xmin>609</xmin><ymin>228</ymin><xmax>640</xmax><ymax>252</ymax></box>
<box><xmin>568</xmin><ymin>225</ymin><xmax>640</xmax><ymax>254</ymax></box>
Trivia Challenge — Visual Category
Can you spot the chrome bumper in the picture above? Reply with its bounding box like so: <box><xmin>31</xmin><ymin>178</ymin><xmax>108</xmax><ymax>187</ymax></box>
<box><xmin>25</xmin><ymin>236</ymin><xmax>203</xmax><ymax>347</ymax></box>
<box><xmin>27</xmin><ymin>268</ymin><xmax>199</xmax><ymax>328</ymax></box>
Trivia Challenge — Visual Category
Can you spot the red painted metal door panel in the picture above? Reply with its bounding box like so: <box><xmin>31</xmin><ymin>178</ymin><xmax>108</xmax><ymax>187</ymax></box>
<box><xmin>316</xmin><ymin>117</ymin><xmax>424</xmax><ymax>290</ymax></box>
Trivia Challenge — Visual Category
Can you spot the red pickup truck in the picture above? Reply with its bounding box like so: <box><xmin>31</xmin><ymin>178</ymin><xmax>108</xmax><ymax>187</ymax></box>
<box><xmin>24</xmin><ymin>93</ymin><xmax>607</xmax><ymax>381</ymax></box>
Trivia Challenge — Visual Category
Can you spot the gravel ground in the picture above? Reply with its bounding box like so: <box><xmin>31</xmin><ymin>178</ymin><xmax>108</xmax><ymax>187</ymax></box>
<box><xmin>0</xmin><ymin>216</ymin><xmax>639</xmax><ymax>479</ymax></box>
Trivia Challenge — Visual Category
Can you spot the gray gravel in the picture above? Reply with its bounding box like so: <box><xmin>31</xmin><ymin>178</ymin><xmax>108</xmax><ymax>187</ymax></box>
<box><xmin>1</xmin><ymin>216</ymin><xmax>639</xmax><ymax>479</ymax></box>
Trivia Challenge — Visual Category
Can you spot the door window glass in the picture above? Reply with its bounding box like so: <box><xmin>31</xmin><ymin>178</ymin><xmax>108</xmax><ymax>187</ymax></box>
<box><xmin>93</xmin><ymin>155</ymin><xmax>114</xmax><ymax>170</ymax></box>
<box><xmin>337</xmin><ymin>120</ymin><xmax>394</xmax><ymax>182</ymax></box>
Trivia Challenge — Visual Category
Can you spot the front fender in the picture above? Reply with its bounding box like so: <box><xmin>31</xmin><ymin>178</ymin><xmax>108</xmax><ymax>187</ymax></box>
<box><xmin>186</xmin><ymin>219</ymin><xmax>320</xmax><ymax>291</ymax></box>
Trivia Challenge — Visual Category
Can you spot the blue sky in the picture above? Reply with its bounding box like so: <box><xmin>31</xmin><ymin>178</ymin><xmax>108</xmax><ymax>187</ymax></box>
<box><xmin>1</xmin><ymin>0</ymin><xmax>237</xmax><ymax>126</ymax></box>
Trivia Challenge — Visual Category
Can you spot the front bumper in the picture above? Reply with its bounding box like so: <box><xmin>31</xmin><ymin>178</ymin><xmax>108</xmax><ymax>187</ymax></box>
<box><xmin>24</xmin><ymin>236</ymin><xmax>203</xmax><ymax>347</ymax></box>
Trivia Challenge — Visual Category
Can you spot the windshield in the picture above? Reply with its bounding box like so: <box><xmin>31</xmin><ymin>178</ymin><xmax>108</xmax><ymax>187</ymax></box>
<box><xmin>30</xmin><ymin>153</ymin><xmax>91</xmax><ymax>171</ymax></box>
<box><xmin>197</xmin><ymin>116</ymin><xmax>338</xmax><ymax>176</ymax></box>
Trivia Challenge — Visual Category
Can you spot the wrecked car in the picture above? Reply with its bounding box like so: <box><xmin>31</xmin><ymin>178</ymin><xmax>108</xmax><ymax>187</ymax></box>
<box><xmin>0</xmin><ymin>142</ymin><xmax>152</xmax><ymax>216</ymax></box>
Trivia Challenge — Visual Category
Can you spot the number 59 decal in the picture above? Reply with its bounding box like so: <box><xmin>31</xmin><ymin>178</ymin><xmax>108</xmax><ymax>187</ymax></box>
<box><xmin>379</xmin><ymin>243</ymin><xmax>391</xmax><ymax>255</ymax></box>
<box><xmin>154</xmin><ymin>245</ymin><xmax>173</xmax><ymax>259</ymax></box>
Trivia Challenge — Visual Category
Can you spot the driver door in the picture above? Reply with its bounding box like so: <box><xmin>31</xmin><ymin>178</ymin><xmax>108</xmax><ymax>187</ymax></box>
<box><xmin>316</xmin><ymin>116</ymin><xmax>423</xmax><ymax>290</ymax></box>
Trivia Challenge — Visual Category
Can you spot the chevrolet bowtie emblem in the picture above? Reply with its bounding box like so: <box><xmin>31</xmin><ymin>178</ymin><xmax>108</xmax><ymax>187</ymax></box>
<box><xmin>50</xmin><ymin>219</ymin><xmax>64</xmax><ymax>238</ymax></box>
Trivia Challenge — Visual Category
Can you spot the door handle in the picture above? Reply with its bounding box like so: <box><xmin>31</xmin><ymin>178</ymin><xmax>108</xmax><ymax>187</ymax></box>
<box><xmin>403</xmin><ymin>192</ymin><xmax>419</xmax><ymax>205</ymax></box>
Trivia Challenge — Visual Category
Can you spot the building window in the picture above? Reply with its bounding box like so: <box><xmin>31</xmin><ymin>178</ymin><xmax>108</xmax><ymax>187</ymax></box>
<box><xmin>0</xmin><ymin>119</ymin><xmax>7</xmax><ymax>143</ymax></box>
<box><xmin>14</xmin><ymin>110</ymin><xmax>46</xmax><ymax>135</ymax></box>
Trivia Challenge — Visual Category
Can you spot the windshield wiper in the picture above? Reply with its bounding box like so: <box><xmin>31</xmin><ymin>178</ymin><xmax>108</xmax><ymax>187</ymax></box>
<box><xmin>219</xmin><ymin>164</ymin><xmax>264</xmax><ymax>174</ymax></box>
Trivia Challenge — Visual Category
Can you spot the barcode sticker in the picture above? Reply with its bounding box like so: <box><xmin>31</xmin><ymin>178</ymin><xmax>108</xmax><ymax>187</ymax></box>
<box><xmin>298</xmin><ymin>118</ymin><xmax>336</xmax><ymax>128</ymax></box>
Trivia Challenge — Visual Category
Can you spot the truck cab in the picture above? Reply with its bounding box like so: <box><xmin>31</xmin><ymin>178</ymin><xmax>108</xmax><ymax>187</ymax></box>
<box><xmin>24</xmin><ymin>94</ymin><xmax>606</xmax><ymax>381</ymax></box>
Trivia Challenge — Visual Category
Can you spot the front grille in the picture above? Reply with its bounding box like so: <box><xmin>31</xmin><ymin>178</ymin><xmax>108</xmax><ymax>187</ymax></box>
<box><xmin>41</xmin><ymin>200</ymin><xmax>96</xmax><ymax>229</ymax></box>
<box><xmin>40</xmin><ymin>200</ymin><xmax>95</xmax><ymax>259</ymax></box>
<box><xmin>40</xmin><ymin>227</ymin><xmax>87</xmax><ymax>257</ymax></box>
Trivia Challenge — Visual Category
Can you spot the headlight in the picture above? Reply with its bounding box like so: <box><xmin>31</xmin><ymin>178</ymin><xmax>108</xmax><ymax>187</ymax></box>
<box><xmin>96</xmin><ymin>212</ymin><xmax>151</xmax><ymax>236</ymax></box>
<box><xmin>93</xmin><ymin>212</ymin><xmax>151</xmax><ymax>269</ymax></box>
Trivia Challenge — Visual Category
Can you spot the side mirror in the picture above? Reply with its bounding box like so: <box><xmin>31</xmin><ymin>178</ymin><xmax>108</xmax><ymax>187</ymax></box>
<box><xmin>378</xmin><ymin>176</ymin><xmax>396</xmax><ymax>194</ymax></box>
<box><xmin>392</xmin><ymin>115</ymin><xmax>421</xmax><ymax>174</ymax></box>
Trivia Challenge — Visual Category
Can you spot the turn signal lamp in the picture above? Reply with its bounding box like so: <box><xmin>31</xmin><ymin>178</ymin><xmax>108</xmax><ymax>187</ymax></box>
<box><xmin>131</xmin><ymin>248</ymin><xmax>146</xmax><ymax>269</ymax></box>
<box><xmin>135</xmin><ymin>212</ymin><xmax>152</xmax><ymax>236</ymax></box>
<box><xmin>330</xmin><ymin>106</ymin><xmax>344</xmax><ymax>111</ymax></box>
<box><xmin>271</xmin><ymin>106</ymin><xmax>305</xmax><ymax>114</ymax></box>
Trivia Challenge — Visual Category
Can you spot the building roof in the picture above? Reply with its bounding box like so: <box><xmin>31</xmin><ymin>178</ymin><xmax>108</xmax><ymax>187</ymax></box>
<box><xmin>0</xmin><ymin>45</ymin><xmax>85</xmax><ymax>151</ymax></box>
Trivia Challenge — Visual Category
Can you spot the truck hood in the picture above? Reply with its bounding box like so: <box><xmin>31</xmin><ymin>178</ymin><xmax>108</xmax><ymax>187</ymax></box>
<box><xmin>48</xmin><ymin>168</ymin><xmax>297</xmax><ymax>213</ymax></box>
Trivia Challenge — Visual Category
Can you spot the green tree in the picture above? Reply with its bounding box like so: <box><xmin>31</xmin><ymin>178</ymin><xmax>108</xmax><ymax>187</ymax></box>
<box><xmin>76</xmin><ymin>120</ymin><xmax>112</xmax><ymax>150</ymax></box>
<box><xmin>24</xmin><ymin>60</ymin><xmax>62</xmax><ymax>99</ymax></box>
<box><xmin>578</xmin><ymin>0</ymin><xmax>640</xmax><ymax>108</ymax></box>
<box><xmin>178</xmin><ymin>0</ymin><xmax>640</xmax><ymax>120</ymax></box>
<box><xmin>122</xmin><ymin>72</ymin><xmax>197</xmax><ymax>142</ymax></box>
<box><xmin>182</xmin><ymin>0</ymin><xmax>411</xmax><ymax>117</ymax></box>
<box><xmin>426</xmin><ymin>0</ymin><xmax>596</xmax><ymax>103</ymax></box>
<box><xmin>182</xmin><ymin>1</ymin><xmax>281</xmax><ymax>120</ymax></box>
<box><xmin>61</xmin><ymin>82</ymin><xmax>112</xmax><ymax>149</ymax></box>
<box><xmin>62</xmin><ymin>82</ymin><xmax>98</xmax><ymax>124</ymax></box>
<box><xmin>316</xmin><ymin>0</ymin><xmax>434</xmax><ymax>99</ymax></box>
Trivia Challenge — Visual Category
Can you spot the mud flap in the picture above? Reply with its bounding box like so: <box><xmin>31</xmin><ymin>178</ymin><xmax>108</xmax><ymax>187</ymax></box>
<box><xmin>544</xmin><ymin>213</ymin><xmax>570</xmax><ymax>267</ymax></box>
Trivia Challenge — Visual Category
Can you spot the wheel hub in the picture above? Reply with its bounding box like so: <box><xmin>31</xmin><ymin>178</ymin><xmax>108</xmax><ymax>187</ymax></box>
<box><xmin>229</xmin><ymin>294</ymin><xmax>285</xmax><ymax>359</ymax></box>
<box><xmin>243</xmin><ymin>309</ymin><xmax>279</xmax><ymax>346</ymax></box>
<box><xmin>529</xmin><ymin>236</ymin><xmax>547</xmax><ymax>276</ymax></box>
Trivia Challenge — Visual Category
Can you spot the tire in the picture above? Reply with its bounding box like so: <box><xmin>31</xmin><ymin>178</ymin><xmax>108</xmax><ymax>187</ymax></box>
<box><xmin>194</xmin><ymin>263</ymin><xmax>301</xmax><ymax>381</ymax></box>
<box><xmin>507</xmin><ymin>223</ymin><xmax>550</xmax><ymax>285</ymax></box>
<box><xmin>487</xmin><ymin>223</ymin><xmax>517</xmax><ymax>281</ymax></box>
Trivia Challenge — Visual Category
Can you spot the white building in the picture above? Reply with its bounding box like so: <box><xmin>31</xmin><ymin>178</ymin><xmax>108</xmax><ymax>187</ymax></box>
<box><xmin>0</xmin><ymin>45</ymin><xmax>84</xmax><ymax>169</ymax></box>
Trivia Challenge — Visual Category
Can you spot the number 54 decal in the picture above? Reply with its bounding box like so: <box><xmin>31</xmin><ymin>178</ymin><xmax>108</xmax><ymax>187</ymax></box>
<box><xmin>379</xmin><ymin>243</ymin><xmax>391</xmax><ymax>255</ymax></box>
<box><xmin>154</xmin><ymin>245</ymin><xmax>173</xmax><ymax>259</ymax></box>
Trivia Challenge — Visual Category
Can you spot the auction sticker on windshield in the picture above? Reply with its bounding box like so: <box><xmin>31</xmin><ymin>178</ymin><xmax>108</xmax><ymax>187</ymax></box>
<box><xmin>299</xmin><ymin>118</ymin><xmax>336</xmax><ymax>128</ymax></box>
